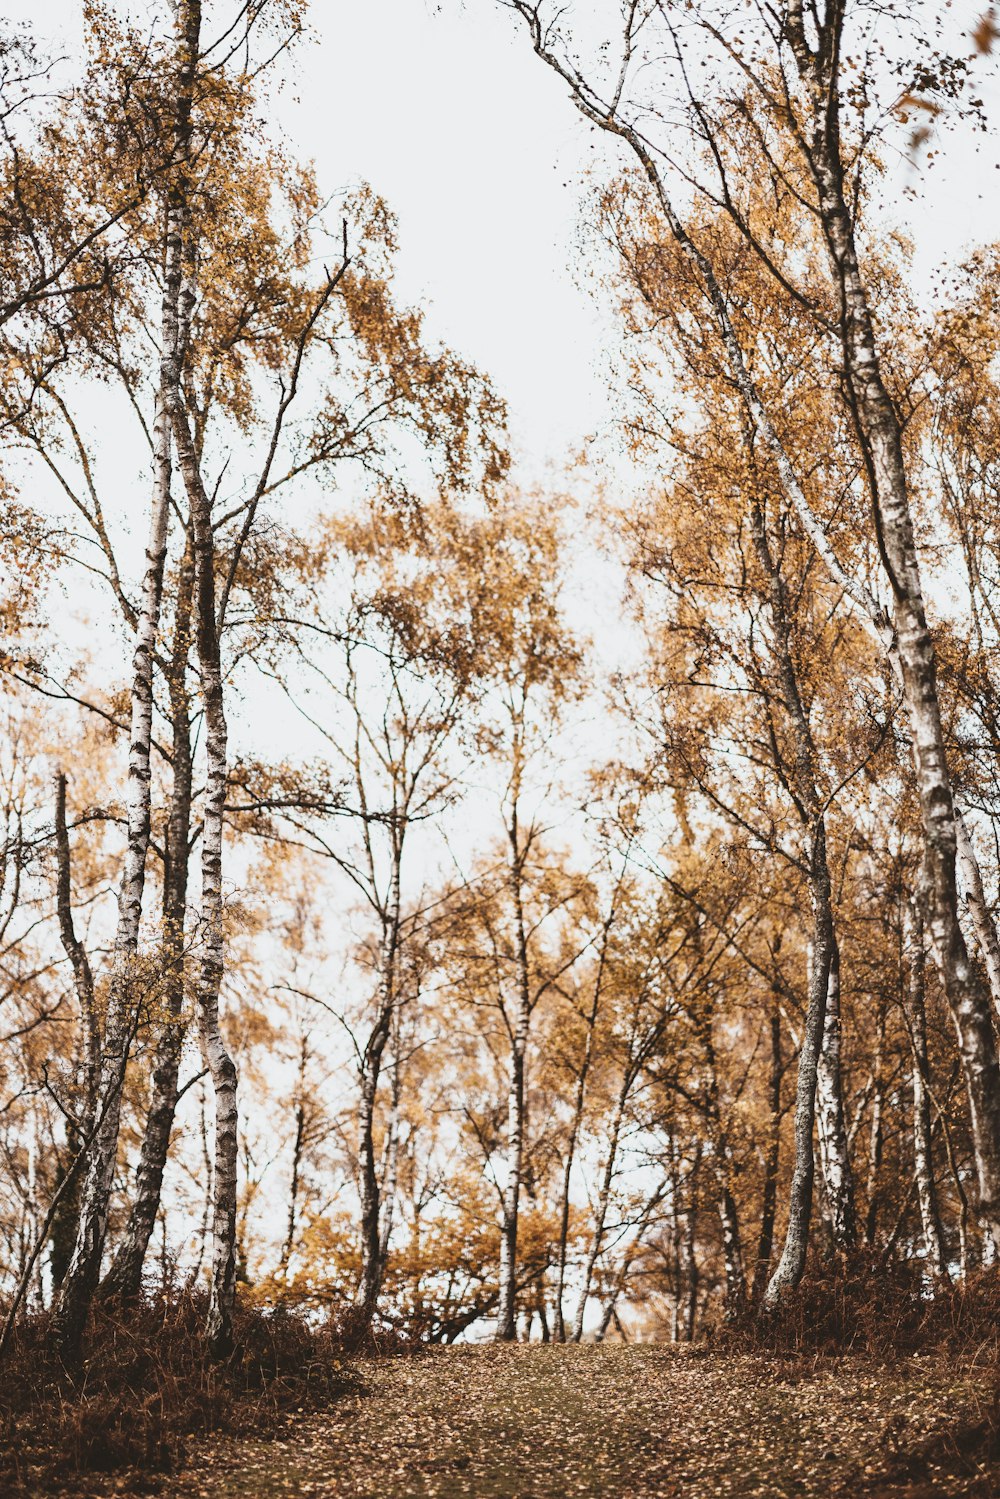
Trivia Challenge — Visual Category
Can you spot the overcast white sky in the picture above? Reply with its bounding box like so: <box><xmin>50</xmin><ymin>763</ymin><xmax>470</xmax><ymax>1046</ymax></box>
<box><xmin>10</xmin><ymin>0</ymin><xmax>1000</xmax><ymax>481</ymax></box>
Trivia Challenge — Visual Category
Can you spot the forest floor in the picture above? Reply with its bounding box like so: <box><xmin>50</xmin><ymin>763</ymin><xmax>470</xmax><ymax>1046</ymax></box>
<box><xmin>167</xmin><ymin>1344</ymin><xmax>1000</xmax><ymax>1499</ymax></box>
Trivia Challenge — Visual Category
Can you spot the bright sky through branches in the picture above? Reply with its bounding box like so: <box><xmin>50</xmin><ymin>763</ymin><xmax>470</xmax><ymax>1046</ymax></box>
<box><xmin>10</xmin><ymin>0</ymin><xmax>1000</xmax><ymax>478</ymax></box>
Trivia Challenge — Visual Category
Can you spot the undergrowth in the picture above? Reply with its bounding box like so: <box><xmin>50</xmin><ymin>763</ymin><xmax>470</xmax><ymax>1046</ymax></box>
<box><xmin>721</xmin><ymin>1252</ymin><xmax>1000</xmax><ymax>1360</ymax></box>
<box><xmin>0</xmin><ymin>1291</ymin><xmax>410</xmax><ymax>1494</ymax></box>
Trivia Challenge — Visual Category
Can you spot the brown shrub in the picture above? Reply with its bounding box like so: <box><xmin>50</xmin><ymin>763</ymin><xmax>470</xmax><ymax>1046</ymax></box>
<box><xmin>720</xmin><ymin>1252</ymin><xmax>1000</xmax><ymax>1359</ymax></box>
<box><xmin>0</xmin><ymin>1291</ymin><xmax>402</xmax><ymax>1493</ymax></box>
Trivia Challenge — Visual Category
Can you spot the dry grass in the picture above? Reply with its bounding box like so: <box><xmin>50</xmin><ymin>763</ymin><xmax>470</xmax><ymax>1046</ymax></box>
<box><xmin>722</xmin><ymin>1253</ymin><xmax>1000</xmax><ymax>1360</ymax></box>
<box><xmin>0</xmin><ymin>1292</ymin><xmax>391</xmax><ymax>1494</ymax></box>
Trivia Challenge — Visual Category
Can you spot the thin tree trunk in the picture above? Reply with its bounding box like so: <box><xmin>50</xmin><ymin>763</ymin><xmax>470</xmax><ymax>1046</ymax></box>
<box><xmin>716</xmin><ymin>1174</ymin><xmax>745</xmax><ymax>1316</ymax></box>
<box><xmin>678</xmin><ymin>1190</ymin><xmax>698</xmax><ymax>1342</ymax></box>
<box><xmin>496</xmin><ymin>1016</ymin><xmax>527</xmax><ymax>1342</ymax></box>
<box><xmin>496</xmin><ymin>809</ymin><xmax>531</xmax><ymax>1344</ymax></box>
<box><xmin>54</xmin><ymin>772</ymin><xmax>99</xmax><ymax>1121</ymax></box>
<box><xmin>764</xmin><ymin>824</ymin><xmax>835</xmax><ymax>1309</ymax></box>
<box><xmin>282</xmin><ymin>1105</ymin><xmax>305</xmax><ymax>1269</ymax></box>
<box><xmin>355</xmin><ymin>1067</ymin><xmax>384</xmax><ymax>1315</ymax></box>
<box><xmin>377</xmin><ymin>1054</ymin><xmax>403</xmax><ymax>1268</ymax></box>
<box><xmin>355</xmin><ymin>864</ymin><xmax>401</xmax><ymax>1320</ymax></box>
<box><xmin>815</xmin><ymin>937</ymin><xmax>856</xmax><ymax>1251</ymax></box>
<box><xmin>51</xmin><ymin>773</ymin><xmax>99</xmax><ymax>1289</ymax></box>
<box><xmin>103</xmin><ymin>542</ymin><xmax>194</xmax><ymax>1299</ymax></box>
<box><xmin>904</xmin><ymin>901</ymin><xmax>948</xmax><ymax>1281</ymax></box>
<box><xmin>553</xmin><ymin>909</ymin><xmax>612</xmax><ymax>1340</ymax></box>
<box><xmin>52</xmin><ymin>5</ymin><xmax>200</xmax><ymax>1352</ymax></box>
<box><xmin>793</xmin><ymin>20</ymin><xmax>1000</xmax><ymax>1250</ymax></box>
<box><xmin>169</xmin><ymin>302</ymin><xmax>237</xmax><ymax>1358</ymax></box>
<box><xmin>572</xmin><ymin>1054</ymin><xmax>634</xmax><ymax>1342</ymax></box>
<box><xmin>864</xmin><ymin>1006</ymin><xmax>886</xmax><ymax>1246</ymax></box>
<box><xmin>751</xmin><ymin>1003</ymin><xmax>782</xmax><ymax>1302</ymax></box>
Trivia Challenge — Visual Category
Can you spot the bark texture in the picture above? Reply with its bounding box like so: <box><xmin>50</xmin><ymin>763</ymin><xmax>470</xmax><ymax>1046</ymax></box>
<box><xmin>170</xmin><ymin>394</ymin><xmax>237</xmax><ymax>1357</ymax></box>
<box><xmin>904</xmin><ymin>901</ymin><xmax>948</xmax><ymax>1281</ymax></box>
<box><xmin>354</xmin><ymin>857</ymin><xmax>401</xmax><ymax>1320</ymax></box>
<box><xmin>815</xmin><ymin>939</ymin><xmax>856</xmax><ymax>1250</ymax></box>
<box><xmin>52</xmin><ymin>0</ymin><xmax>200</xmax><ymax>1352</ymax></box>
<box><xmin>751</xmin><ymin>1003</ymin><xmax>782</xmax><ymax>1303</ymax></box>
<box><xmin>496</xmin><ymin>826</ymin><xmax>530</xmax><ymax>1343</ymax></box>
<box><xmin>763</xmin><ymin>826</ymin><xmax>834</xmax><ymax>1308</ymax></box>
<box><xmin>552</xmin><ymin>908</ymin><xmax>611</xmax><ymax>1340</ymax></box>
<box><xmin>788</xmin><ymin>15</ymin><xmax>1000</xmax><ymax>1248</ymax></box>
<box><xmin>102</xmin><ymin>544</ymin><xmax>195</xmax><ymax>1298</ymax></box>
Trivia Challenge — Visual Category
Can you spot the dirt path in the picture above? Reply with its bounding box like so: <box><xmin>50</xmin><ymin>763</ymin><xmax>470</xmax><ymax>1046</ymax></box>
<box><xmin>173</xmin><ymin>1345</ymin><xmax>997</xmax><ymax>1499</ymax></box>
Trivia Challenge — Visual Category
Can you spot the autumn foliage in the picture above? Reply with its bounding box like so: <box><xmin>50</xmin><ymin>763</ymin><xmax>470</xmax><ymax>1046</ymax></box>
<box><xmin>2</xmin><ymin>0</ymin><xmax>1000</xmax><ymax>1492</ymax></box>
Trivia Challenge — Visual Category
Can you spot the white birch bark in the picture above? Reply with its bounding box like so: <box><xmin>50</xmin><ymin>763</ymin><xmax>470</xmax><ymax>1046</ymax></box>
<box><xmin>513</xmin><ymin>3</ymin><xmax>1000</xmax><ymax>1252</ymax></box>
<box><xmin>495</xmin><ymin>836</ymin><xmax>530</xmax><ymax>1342</ymax></box>
<box><xmin>52</xmin><ymin>0</ymin><xmax>200</xmax><ymax>1349</ymax></box>
<box><xmin>377</xmin><ymin>1078</ymin><xmax>402</xmax><ymax>1268</ymax></box>
<box><xmin>751</xmin><ymin>1003</ymin><xmax>782</xmax><ymax>1302</ymax></box>
<box><xmin>571</xmin><ymin>1045</ymin><xmax>638</xmax><ymax>1342</ymax></box>
<box><xmin>763</xmin><ymin>825</ymin><xmax>834</xmax><ymax>1308</ymax></box>
<box><xmin>815</xmin><ymin>939</ymin><xmax>856</xmax><ymax>1250</ymax></box>
<box><xmin>553</xmin><ymin>906</ymin><xmax>613</xmax><ymax>1340</ymax></box>
<box><xmin>955</xmin><ymin>810</ymin><xmax>1000</xmax><ymax>1021</ymax></box>
<box><xmin>103</xmin><ymin>544</ymin><xmax>195</xmax><ymax>1298</ymax></box>
<box><xmin>168</xmin><ymin>390</ymin><xmax>237</xmax><ymax>1356</ymax></box>
<box><xmin>786</xmin><ymin>14</ymin><xmax>1000</xmax><ymax>1251</ymax></box>
<box><xmin>904</xmin><ymin>901</ymin><xmax>948</xmax><ymax>1281</ymax></box>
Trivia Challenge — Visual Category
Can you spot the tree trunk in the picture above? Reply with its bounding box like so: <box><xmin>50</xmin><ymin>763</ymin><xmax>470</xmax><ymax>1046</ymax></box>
<box><xmin>102</xmin><ymin>542</ymin><xmax>194</xmax><ymax>1299</ymax></box>
<box><xmin>864</xmin><ymin>1006</ymin><xmax>886</xmax><ymax>1245</ymax></box>
<box><xmin>54</xmin><ymin>772</ymin><xmax>99</xmax><ymax>1123</ymax></box>
<box><xmin>191</xmin><ymin>540</ymin><xmax>236</xmax><ymax>1358</ymax></box>
<box><xmin>51</xmin><ymin>773</ymin><xmax>99</xmax><ymax>1289</ymax></box>
<box><xmin>678</xmin><ymin>1190</ymin><xmax>698</xmax><ymax>1342</ymax></box>
<box><xmin>816</xmin><ymin>938</ymin><xmax>857</xmax><ymax>1251</ymax></box>
<box><xmin>281</xmin><ymin>1102</ymin><xmax>305</xmax><ymax>1270</ymax></box>
<box><xmin>169</xmin><ymin>303</ymin><xmax>237</xmax><ymax>1358</ymax></box>
<box><xmin>354</xmin><ymin>866</ymin><xmax>402</xmax><ymax>1321</ymax></box>
<box><xmin>716</xmin><ymin>1175</ymin><xmax>745</xmax><ymax>1316</ymax></box>
<box><xmin>496</xmin><ymin>810</ymin><xmax>532</xmax><ymax>1344</ymax></box>
<box><xmin>553</xmin><ymin>912</ymin><xmax>611</xmax><ymax>1340</ymax></box>
<box><xmin>356</xmin><ymin>1056</ymin><xmax>389</xmax><ymax>1316</ymax></box>
<box><xmin>795</xmin><ymin>24</ymin><xmax>1000</xmax><ymax>1251</ymax></box>
<box><xmin>572</xmin><ymin>1054</ymin><xmax>634</xmax><ymax>1342</ymax></box>
<box><xmin>496</xmin><ymin>1022</ymin><xmax>527</xmax><ymax>1342</ymax></box>
<box><xmin>904</xmin><ymin>901</ymin><xmax>948</xmax><ymax>1280</ymax></box>
<box><xmin>763</xmin><ymin>824</ymin><xmax>834</xmax><ymax>1308</ymax></box>
<box><xmin>377</xmin><ymin>1055</ymin><xmax>403</xmax><ymax>1268</ymax></box>
<box><xmin>955</xmin><ymin>810</ymin><xmax>1000</xmax><ymax>1021</ymax></box>
<box><xmin>52</xmin><ymin>0</ymin><xmax>201</xmax><ymax>1357</ymax></box>
<box><xmin>751</xmin><ymin>1003</ymin><xmax>782</xmax><ymax>1302</ymax></box>
<box><xmin>747</xmin><ymin>480</ymin><xmax>855</xmax><ymax>1262</ymax></box>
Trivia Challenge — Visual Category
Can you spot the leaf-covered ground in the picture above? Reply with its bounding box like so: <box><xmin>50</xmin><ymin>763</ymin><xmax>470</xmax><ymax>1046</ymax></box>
<box><xmin>170</xmin><ymin>1345</ymin><xmax>1000</xmax><ymax>1498</ymax></box>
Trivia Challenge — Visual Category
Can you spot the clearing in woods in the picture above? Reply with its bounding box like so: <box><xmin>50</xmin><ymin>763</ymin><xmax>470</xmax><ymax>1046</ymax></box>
<box><xmin>174</xmin><ymin>1344</ymin><xmax>999</xmax><ymax>1498</ymax></box>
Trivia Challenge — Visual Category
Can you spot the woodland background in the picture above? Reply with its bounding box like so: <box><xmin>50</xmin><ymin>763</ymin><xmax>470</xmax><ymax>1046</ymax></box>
<box><xmin>4</xmin><ymin>1</ymin><xmax>1000</xmax><ymax>1488</ymax></box>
